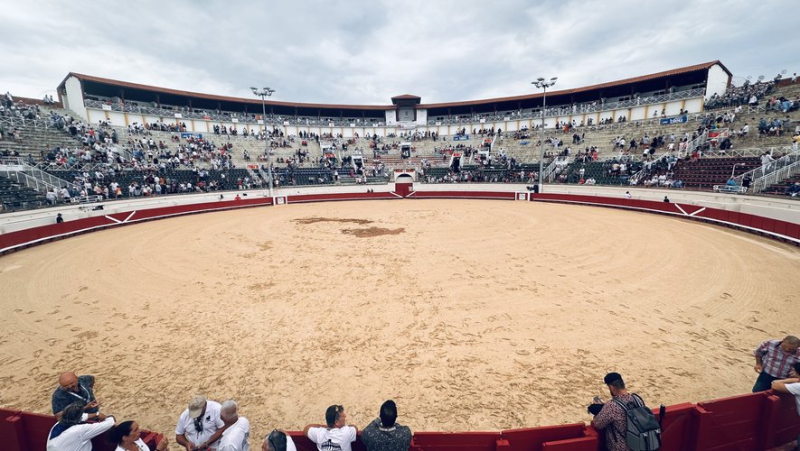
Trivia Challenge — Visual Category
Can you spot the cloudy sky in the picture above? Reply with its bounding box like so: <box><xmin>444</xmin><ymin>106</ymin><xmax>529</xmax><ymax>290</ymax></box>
<box><xmin>1</xmin><ymin>0</ymin><xmax>797</xmax><ymax>105</ymax></box>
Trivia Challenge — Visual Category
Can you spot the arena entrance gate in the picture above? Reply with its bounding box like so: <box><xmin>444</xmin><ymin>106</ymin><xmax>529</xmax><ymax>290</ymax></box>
<box><xmin>394</xmin><ymin>172</ymin><xmax>414</xmax><ymax>198</ymax></box>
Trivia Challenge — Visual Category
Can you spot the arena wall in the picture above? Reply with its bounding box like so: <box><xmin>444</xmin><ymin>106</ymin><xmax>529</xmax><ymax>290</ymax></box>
<box><xmin>1</xmin><ymin>185</ymin><xmax>799</xmax><ymax>253</ymax></box>
<box><xmin>2</xmin><ymin>391</ymin><xmax>798</xmax><ymax>450</ymax></box>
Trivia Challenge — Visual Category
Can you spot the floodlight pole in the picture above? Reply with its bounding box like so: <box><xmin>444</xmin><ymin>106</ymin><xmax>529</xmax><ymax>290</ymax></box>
<box><xmin>532</xmin><ymin>77</ymin><xmax>557</xmax><ymax>193</ymax></box>
<box><xmin>251</xmin><ymin>87</ymin><xmax>276</xmax><ymax>197</ymax></box>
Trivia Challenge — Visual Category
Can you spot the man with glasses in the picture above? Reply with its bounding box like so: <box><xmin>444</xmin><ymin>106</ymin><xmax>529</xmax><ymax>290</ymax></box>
<box><xmin>261</xmin><ymin>429</ymin><xmax>297</xmax><ymax>451</ymax></box>
<box><xmin>303</xmin><ymin>404</ymin><xmax>358</xmax><ymax>451</ymax></box>
<box><xmin>176</xmin><ymin>395</ymin><xmax>226</xmax><ymax>450</ymax></box>
<box><xmin>52</xmin><ymin>371</ymin><xmax>100</xmax><ymax>421</ymax></box>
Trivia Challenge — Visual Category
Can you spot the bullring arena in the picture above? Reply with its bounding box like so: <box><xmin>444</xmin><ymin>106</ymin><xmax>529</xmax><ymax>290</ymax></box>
<box><xmin>2</xmin><ymin>57</ymin><xmax>800</xmax><ymax>449</ymax></box>
<box><xmin>1</xmin><ymin>186</ymin><xmax>800</xmax><ymax>449</ymax></box>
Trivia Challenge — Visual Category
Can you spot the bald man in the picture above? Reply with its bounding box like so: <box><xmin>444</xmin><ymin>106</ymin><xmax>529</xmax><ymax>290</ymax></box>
<box><xmin>52</xmin><ymin>372</ymin><xmax>100</xmax><ymax>421</ymax></box>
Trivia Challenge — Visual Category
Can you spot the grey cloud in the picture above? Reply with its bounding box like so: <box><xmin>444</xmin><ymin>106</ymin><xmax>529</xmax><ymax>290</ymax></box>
<box><xmin>0</xmin><ymin>0</ymin><xmax>797</xmax><ymax>105</ymax></box>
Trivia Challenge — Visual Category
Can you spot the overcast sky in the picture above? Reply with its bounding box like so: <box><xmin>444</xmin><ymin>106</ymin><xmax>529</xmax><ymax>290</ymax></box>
<box><xmin>1</xmin><ymin>0</ymin><xmax>797</xmax><ymax>105</ymax></box>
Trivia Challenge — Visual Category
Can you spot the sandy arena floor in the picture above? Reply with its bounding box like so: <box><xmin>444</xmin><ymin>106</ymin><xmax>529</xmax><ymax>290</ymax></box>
<box><xmin>1</xmin><ymin>199</ymin><xmax>798</xmax><ymax>444</ymax></box>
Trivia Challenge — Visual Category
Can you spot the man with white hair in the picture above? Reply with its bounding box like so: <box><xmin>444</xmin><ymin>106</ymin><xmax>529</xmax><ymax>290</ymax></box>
<box><xmin>262</xmin><ymin>430</ymin><xmax>297</xmax><ymax>451</ymax></box>
<box><xmin>218</xmin><ymin>400</ymin><xmax>250</xmax><ymax>451</ymax></box>
<box><xmin>176</xmin><ymin>395</ymin><xmax>226</xmax><ymax>450</ymax></box>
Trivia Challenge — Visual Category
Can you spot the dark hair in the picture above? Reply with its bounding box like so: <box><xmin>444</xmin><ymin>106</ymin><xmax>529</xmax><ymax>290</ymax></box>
<box><xmin>794</xmin><ymin>361</ymin><xmax>800</xmax><ymax>375</ymax></box>
<box><xmin>325</xmin><ymin>405</ymin><xmax>343</xmax><ymax>428</ymax></box>
<box><xmin>60</xmin><ymin>403</ymin><xmax>85</xmax><ymax>427</ymax></box>
<box><xmin>109</xmin><ymin>421</ymin><xmax>134</xmax><ymax>444</ymax></box>
<box><xmin>604</xmin><ymin>372</ymin><xmax>626</xmax><ymax>389</ymax></box>
<box><xmin>266</xmin><ymin>430</ymin><xmax>287</xmax><ymax>451</ymax></box>
<box><xmin>380</xmin><ymin>400</ymin><xmax>398</xmax><ymax>427</ymax></box>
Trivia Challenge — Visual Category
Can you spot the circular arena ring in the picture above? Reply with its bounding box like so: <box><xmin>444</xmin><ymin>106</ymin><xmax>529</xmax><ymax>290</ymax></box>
<box><xmin>0</xmin><ymin>186</ymin><xmax>799</xmax><ymax>447</ymax></box>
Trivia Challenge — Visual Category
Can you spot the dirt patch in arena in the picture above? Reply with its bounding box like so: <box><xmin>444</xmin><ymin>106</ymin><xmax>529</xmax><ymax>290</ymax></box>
<box><xmin>341</xmin><ymin>227</ymin><xmax>405</xmax><ymax>237</ymax></box>
<box><xmin>0</xmin><ymin>200</ymin><xmax>798</xmax><ymax>445</ymax></box>
<box><xmin>293</xmin><ymin>217</ymin><xmax>373</xmax><ymax>225</ymax></box>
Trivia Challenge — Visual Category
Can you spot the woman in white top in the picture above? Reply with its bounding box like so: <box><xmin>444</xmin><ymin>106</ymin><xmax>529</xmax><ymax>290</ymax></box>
<box><xmin>110</xmin><ymin>420</ymin><xmax>169</xmax><ymax>451</ymax></box>
<box><xmin>46</xmin><ymin>403</ymin><xmax>115</xmax><ymax>451</ymax></box>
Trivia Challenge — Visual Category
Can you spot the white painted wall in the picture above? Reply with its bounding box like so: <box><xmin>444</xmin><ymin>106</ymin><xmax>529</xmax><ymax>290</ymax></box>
<box><xmin>64</xmin><ymin>76</ymin><xmax>87</xmax><ymax>121</ymax></box>
<box><xmin>706</xmin><ymin>64</ymin><xmax>730</xmax><ymax>100</ymax></box>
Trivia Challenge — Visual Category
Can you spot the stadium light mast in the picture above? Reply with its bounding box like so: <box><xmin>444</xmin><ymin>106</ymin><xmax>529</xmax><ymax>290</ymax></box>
<box><xmin>532</xmin><ymin>77</ymin><xmax>557</xmax><ymax>193</ymax></box>
<box><xmin>251</xmin><ymin>87</ymin><xmax>276</xmax><ymax>197</ymax></box>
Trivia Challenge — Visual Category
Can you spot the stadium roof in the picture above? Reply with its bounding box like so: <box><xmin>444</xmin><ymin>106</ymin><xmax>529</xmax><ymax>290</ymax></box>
<box><xmin>58</xmin><ymin>61</ymin><xmax>730</xmax><ymax>112</ymax></box>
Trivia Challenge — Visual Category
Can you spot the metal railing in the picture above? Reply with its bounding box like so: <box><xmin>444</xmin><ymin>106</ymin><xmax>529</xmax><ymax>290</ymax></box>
<box><xmin>0</xmin><ymin>157</ymin><xmax>79</xmax><ymax>192</ymax></box>
<box><xmin>544</xmin><ymin>156</ymin><xmax>569</xmax><ymax>182</ymax></box>
<box><xmin>751</xmin><ymin>159</ymin><xmax>800</xmax><ymax>194</ymax></box>
<box><xmin>735</xmin><ymin>150</ymin><xmax>800</xmax><ymax>194</ymax></box>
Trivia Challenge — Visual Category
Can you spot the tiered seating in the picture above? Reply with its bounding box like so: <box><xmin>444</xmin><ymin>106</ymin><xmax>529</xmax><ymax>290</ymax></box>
<box><xmin>762</xmin><ymin>173</ymin><xmax>800</xmax><ymax>197</ymax></box>
<box><xmin>0</xmin><ymin>118</ymin><xmax>82</xmax><ymax>159</ymax></box>
<box><xmin>0</xmin><ymin>174</ymin><xmax>47</xmax><ymax>211</ymax></box>
<box><xmin>671</xmin><ymin>156</ymin><xmax>761</xmax><ymax>190</ymax></box>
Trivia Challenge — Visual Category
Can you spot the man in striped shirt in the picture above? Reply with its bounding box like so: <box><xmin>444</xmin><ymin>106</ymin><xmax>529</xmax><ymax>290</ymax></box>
<box><xmin>753</xmin><ymin>335</ymin><xmax>800</xmax><ymax>392</ymax></box>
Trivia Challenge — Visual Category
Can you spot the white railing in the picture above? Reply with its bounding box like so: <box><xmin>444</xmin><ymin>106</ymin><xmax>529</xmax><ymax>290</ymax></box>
<box><xmin>732</xmin><ymin>148</ymin><xmax>798</xmax><ymax>185</ymax></box>
<box><xmin>0</xmin><ymin>157</ymin><xmax>79</xmax><ymax>192</ymax></box>
<box><xmin>751</xmin><ymin>157</ymin><xmax>800</xmax><ymax>194</ymax></box>
<box><xmin>544</xmin><ymin>156</ymin><xmax>569</xmax><ymax>182</ymax></box>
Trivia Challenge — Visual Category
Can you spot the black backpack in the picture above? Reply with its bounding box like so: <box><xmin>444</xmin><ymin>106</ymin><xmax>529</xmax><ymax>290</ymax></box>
<box><xmin>612</xmin><ymin>394</ymin><xmax>661</xmax><ymax>451</ymax></box>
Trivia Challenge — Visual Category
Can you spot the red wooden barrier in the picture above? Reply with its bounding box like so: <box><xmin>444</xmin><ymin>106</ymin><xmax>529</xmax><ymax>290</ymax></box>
<box><xmin>0</xmin><ymin>410</ymin><xmax>28</xmax><ymax>451</ymax></box>
<box><xmin>501</xmin><ymin>423</ymin><xmax>592</xmax><ymax>451</ymax></box>
<box><xmin>412</xmin><ymin>191</ymin><xmax>516</xmax><ymax>200</ymax></box>
<box><xmin>651</xmin><ymin>402</ymin><xmax>696</xmax><ymax>451</ymax></box>
<box><xmin>765</xmin><ymin>392</ymin><xmax>800</xmax><ymax>448</ymax></box>
<box><xmin>693</xmin><ymin>392</ymin><xmax>771</xmax><ymax>451</ymax></box>
<box><xmin>412</xmin><ymin>431</ymin><xmax>504</xmax><ymax>450</ymax></box>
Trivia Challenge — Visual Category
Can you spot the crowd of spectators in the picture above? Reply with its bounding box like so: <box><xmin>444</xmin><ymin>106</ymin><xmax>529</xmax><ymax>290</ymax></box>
<box><xmin>44</xmin><ymin>335</ymin><xmax>800</xmax><ymax>450</ymax></box>
<box><xmin>705</xmin><ymin>80</ymin><xmax>775</xmax><ymax>110</ymax></box>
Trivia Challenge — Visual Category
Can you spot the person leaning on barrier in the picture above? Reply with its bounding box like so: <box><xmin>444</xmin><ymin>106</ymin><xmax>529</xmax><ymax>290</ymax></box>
<box><xmin>361</xmin><ymin>400</ymin><xmax>412</xmax><ymax>451</ymax></box>
<box><xmin>753</xmin><ymin>335</ymin><xmax>800</xmax><ymax>392</ymax></box>
<box><xmin>52</xmin><ymin>372</ymin><xmax>99</xmax><ymax>421</ymax></box>
<box><xmin>303</xmin><ymin>404</ymin><xmax>358</xmax><ymax>451</ymax></box>
<box><xmin>771</xmin><ymin>361</ymin><xmax>800</xmax><ymax>449</ymax></box>
<box><xmin>217</xmin><ymin>400</ymin><xmax>249</xmax><ymax>451</ymax></box>
<box><xmin>109</xmin><ymin>420</ymin><xmax>169</xmax><ymax>451</ymax></box>
<box><xmin>261</xmin><ymin>430</ymin><xmax>297</xmax><ymax>451</ymax></box>
<box><xmin>46</xmin><ymin>402</ymin><xmax>115</xmax><ymax>451</ymax></box>
<box><xmin>589</xmin><ymin>372</ymin><xmax>658</xmax><ymax>451</ymax></box>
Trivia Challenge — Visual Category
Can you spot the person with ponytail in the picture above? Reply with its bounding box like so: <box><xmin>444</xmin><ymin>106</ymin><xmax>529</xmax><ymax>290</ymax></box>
<box><xmin>110</xmin><ymin>420</ymin><xmax>169</xmax><ymax>451</ymax></box>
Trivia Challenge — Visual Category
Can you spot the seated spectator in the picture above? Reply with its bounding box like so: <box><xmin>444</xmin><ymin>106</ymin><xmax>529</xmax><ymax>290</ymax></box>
<box><xmin>46</xmin><ymin>402</ymin><xmax>115</xmax><ymax>451</ymax></box>
<box><xmin>52</xmin><ymin>372</ymin><xmax>100</xmax><ymax>421</ymax></box>
<box><xmin>304</xmin><ymin>405</ymin><xmax>358</xmax><ymax>451</ymax></box>
<box><xmin>361</xmin><ymin>400</ymin><xmax>412</xmax><ymax>451</ymax></box>
<box><xmin>176</xmin><ymin>395</ymin><xmax>225</xmax><ymax>451</ymax></box>
<box><xmin>109</xmin><ymin>420</ymin><xmax>169</xmax><ymax>451</ymax></box>
<box><xmin>262</xmin><ymin>430</ymin><xmax>297</xmax><ymax>451</ymax></box>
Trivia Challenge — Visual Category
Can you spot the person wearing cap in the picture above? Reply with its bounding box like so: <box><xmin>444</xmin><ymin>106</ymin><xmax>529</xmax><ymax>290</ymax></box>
<box><xmin>303</xmin><ymin>404</ymin><xmax>358</xmax><ymax>451</ymax></box>
<box><xmin>175</xmin><ymin>395</ymin><xmax>226</xmax><ymax>451</ymax></box>
<box><xmin>261</xmin><ymin>430</ymin><xmax>297</xmax><ymax>451</ymax></box>
<box><xmin>217</xmin><ymin>400</ymin><xmax>249</xmax><ymax>451</ymax></box>
<box><xmin>753</xmin><ymin>335</ymin><xmax>800</xmax><ymax>392</ymax></box>
<box><xmin>361</xmin><ymin>400</ymin><xmax>412</xmax><ymax>451</ymax></box>
<box><xmin>589</xmin><ymin>372</ymin><xmax>647</xmax><ymax>451</ymax></box>
<box><xmin>52</xmin><ymin>372</ymin><xmax>100</xmax><ymax>421</ymax></box>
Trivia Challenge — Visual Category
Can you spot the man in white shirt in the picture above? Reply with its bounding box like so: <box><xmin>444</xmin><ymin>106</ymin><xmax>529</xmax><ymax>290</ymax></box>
<box><xmin>303</xmin><ymin>404</ymin><xmax>358</xmax><ymax>451</ymax></box>
<box><xmin>771</xmin><ymin>362</ymin><xmax>800</xmax><ymax>448</ymax></box>
<box><xmin>218</xmin><ymin>400</ymin><xmax>249</xmax><ymax>451</ymax></box>
<box><xmin>262</xmin><ymin>430</ymin><xmax>297</xmax><ymax>451</ymax></box>
<box><xmin>176</xmin><ymin>395</ymin><xmax>226</xmax><ymax>450</ymax></box>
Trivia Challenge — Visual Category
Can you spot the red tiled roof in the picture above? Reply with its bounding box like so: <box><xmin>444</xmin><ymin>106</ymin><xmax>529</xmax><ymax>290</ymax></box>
<box><xmin>58</xmin><ymin>61</ymin><xmax>730</xmax><ymax>112</ymax></box>
<box><xmin>57</xmin><ymin>72</ymin><xmax>394</xmax><ymax>111</ymax></box>
<box><xmin>418</xmin><ymin>61</ymin><xmax>731</xmax><ymax>109</ymax></box>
